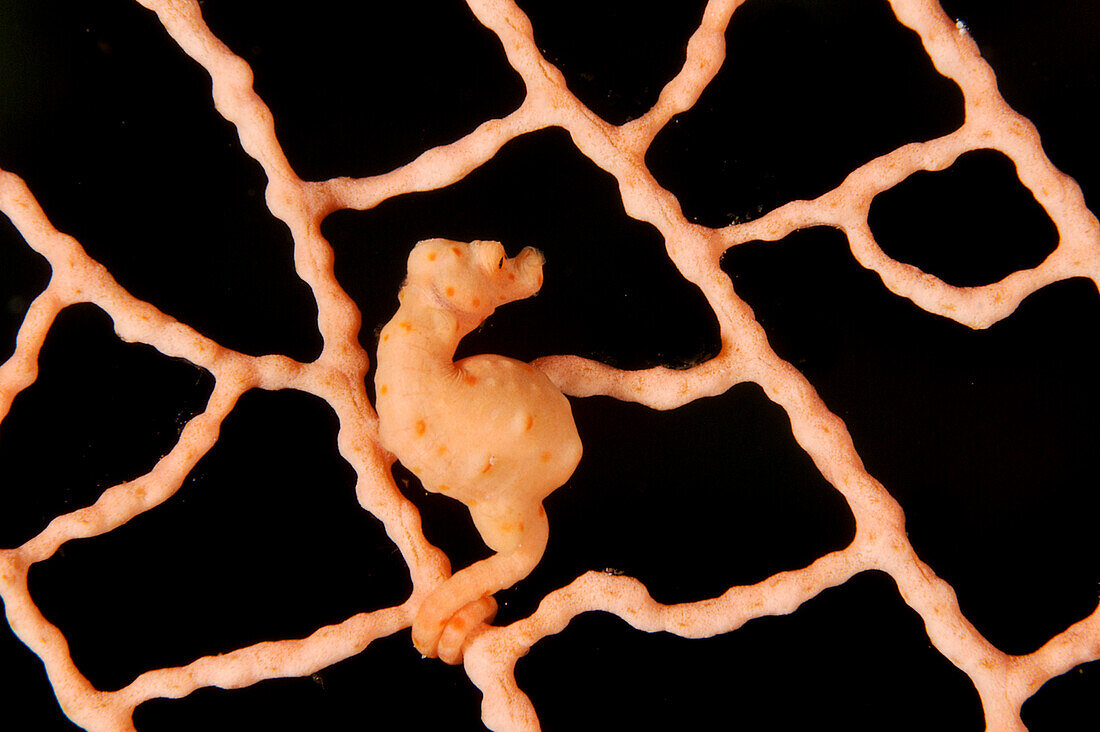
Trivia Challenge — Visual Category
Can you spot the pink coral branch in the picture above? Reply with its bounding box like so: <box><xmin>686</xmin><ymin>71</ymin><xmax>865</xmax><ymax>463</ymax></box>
<box><xmin>0</xmin><ymin>170</ymin><xmax>257</xmax><ymax>375</ymax></box>
<box><xmin>18</xmin><ymin>378</ymin><xmax>242</xmax><ymax>561</ymax></box>
<box><xmin>1</xmin><ymin>0</ymin><xmax>1097</xmax><ymax>729</ymax></box>
<box><xmin>0</xmin><ymin>161</ymin><xmax>445</xmax><ymax>727</ymax></box>
<box><xmin>135</xmin><ymin>0</ymin><xmax>369</xmax><ymax>369</ymax></box>
<box><xmin>619</xmin><ymin>0</ymin><xmax>746</xmax><ymax>150</ymax></box>
<box><xmin>324</xmin><ymin>101</ymin><xmax>547</xmax><ymax>213</ymax></box>
<box><xmin>0</xmin><ymin>285</ymin><xmax>64</xmax><ymax>423</ymax></box>
<box><xmin>719</xmin><ymin>0</ymin><xmax>1100</xmax><ymax>332</ymax></box>
<box><xmin>117</xmin><ymin>605</ymin><xmax>410</xmax><ymax>708</ymax></box>
<box><xmin>466</xmin><ymin>548</ymin><xmax>866</xmax><ymax>731</ymax></box>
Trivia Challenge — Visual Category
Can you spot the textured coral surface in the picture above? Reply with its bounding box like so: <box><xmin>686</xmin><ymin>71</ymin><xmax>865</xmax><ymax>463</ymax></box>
<box><xmin>1</xmin><ymin>1</ymin><xmax>1098</xmax><ymax>730</ymax></box>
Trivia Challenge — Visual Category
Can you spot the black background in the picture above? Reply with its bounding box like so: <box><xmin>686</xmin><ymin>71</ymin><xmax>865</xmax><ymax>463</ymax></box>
<box><xmin>1</xmin><ymin>1</ymin><xmax>1098</xmax><ymax>730</ymax></box>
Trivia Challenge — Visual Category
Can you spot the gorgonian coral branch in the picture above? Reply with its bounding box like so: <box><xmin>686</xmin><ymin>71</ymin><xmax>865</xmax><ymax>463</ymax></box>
<box><xmin>0</xmin><ymin>0</ymin><xmax>1097</xmax><ymax>730</ymax></box>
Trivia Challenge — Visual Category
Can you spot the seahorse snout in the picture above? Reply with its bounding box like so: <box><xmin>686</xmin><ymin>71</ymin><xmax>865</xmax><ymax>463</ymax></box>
<box><xmin>505</xmin><ymin>246</ymin><xmax>545</xmax><ymax>296</ymax></box>
<box><xmin>514</xmin><ymin>246</ymin><xmax>544</xmax><ymax>273</ymax></box>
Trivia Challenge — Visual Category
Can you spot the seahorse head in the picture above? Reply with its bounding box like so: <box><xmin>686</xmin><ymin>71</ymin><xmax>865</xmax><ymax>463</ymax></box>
<box><xmin>405</xmin><ymin>238</ymin><xmax>545</xmax><ymax>322</ymax></box>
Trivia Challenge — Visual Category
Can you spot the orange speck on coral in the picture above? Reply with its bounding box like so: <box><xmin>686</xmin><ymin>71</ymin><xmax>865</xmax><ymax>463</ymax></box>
<box><xmin>540</xmin><ymin>451</ymin><xmax>551</xmax><ymax>463</ymax></box>
<box><xmin>428</xmin><ymin>251</ymin><xmax>437</xmax><ymax>261</ymax></box>
<box><xmin>445</xmin><ymin>286</ymin><xmax>455</xmax><ymax>297</ymax></box>
<box><xmin>525</xmin><ymin>414</ymin><xmax>534</xmax><ymax>431</ymax></box>
<box><xmin>399</xmin><ymin>321</ymin><xmax>413</xmax><ymax>332</ymax></box>
<box><xmin>452</xmin><ymin>247</ymin><xmax>462</xmax><ymax>256</ymax></box>
<box><xmin>415</xmin><ymin>420</ymin><xmax>426</xmax><ymax>436</ymax></box>
<box><xmin>472</xmin><ymin>297</ymin><xmax>481</xmax><ymax>307</ymax></box>
<box><xmin>437</xmin><ymin>445</ymin><xmax>448</xmax><ymax>455</ymax></box>
<box><xmin>379</xmin><ymin>384</ymin><xmax>388</xmax><ymax>395</ymax></box>
<box><xmin>464</xmin><ymin>373</ymin><xmax>478</xmax><ymax>385</ymax></box>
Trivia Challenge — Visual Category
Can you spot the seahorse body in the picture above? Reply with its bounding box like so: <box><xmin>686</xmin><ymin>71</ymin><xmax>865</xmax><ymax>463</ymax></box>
<box><xmin>375</xmin><ymin>238</ymin><xmax>582</xmax><ymax>661</ymax></box>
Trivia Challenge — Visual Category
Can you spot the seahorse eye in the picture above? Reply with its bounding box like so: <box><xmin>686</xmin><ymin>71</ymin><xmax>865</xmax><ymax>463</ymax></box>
<box><xmin>474</xmin><ymin>241</ymin><xmax>506</xmax><ymax>272</ymax></box>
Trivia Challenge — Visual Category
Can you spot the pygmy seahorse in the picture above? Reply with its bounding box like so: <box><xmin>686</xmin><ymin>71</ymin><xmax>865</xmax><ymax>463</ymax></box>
<box><xmin>375</xmin><ymin>238</ymin><xmax>582</xmax><ymax>663</ymax></box>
